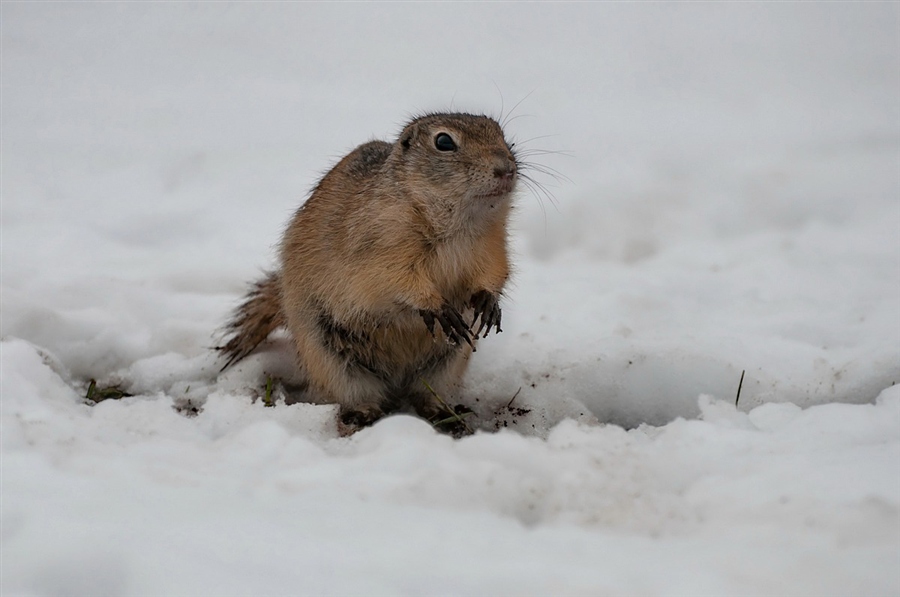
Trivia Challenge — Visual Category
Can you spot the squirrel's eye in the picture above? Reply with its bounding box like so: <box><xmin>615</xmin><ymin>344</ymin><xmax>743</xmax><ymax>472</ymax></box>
<box><xmin>434</xmin><ymin>133</ymin><xmax>457</xmax><ymax>152</ymax></box>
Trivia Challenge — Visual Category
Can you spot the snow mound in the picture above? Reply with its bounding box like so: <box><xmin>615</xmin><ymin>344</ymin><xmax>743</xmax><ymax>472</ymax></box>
<box><xmin>3</xmin><ymin>339</ymin><xmax>898</xmax><ymax>595</ymax></box>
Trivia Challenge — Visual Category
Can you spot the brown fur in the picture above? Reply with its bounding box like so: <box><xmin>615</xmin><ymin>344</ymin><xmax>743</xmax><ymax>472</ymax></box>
<box><xmin>219</xmin><ymin>113</ymin><xmax>517</xmax><ymax>426</ymax></box>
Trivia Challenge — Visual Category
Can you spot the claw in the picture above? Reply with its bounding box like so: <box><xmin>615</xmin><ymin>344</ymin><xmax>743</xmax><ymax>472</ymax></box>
<box><xmin>420</xmin><ymin>309</ymin><xmax>436</xmax><ymax>337</ymax></box>
<box><xmin>470</xmin><ymin>290</ymin><xmax>503</xmax><ymax>338</ymax></box>
<box><xmin>420</xmin><ymin>303</ymin><xmax>474</xmax><ymax>347</ymax></box>
<box><xmin>440</xmin><ymin>304</ymin><xmax>474</xmax><ymax>347</ymax></box>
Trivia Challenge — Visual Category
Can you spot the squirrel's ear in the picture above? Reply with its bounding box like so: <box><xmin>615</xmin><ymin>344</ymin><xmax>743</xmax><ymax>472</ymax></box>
<box><xmin>399</xmin><ymin>123</ymin><xmax>418</xmax><ymax>150</ymax></box>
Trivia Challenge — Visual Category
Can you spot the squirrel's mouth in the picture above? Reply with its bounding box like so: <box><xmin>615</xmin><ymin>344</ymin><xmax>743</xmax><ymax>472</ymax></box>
<box><xmin>479</xmin><ymin>178</ymin><xmax>517</xmax><ymax>198</ymax></box>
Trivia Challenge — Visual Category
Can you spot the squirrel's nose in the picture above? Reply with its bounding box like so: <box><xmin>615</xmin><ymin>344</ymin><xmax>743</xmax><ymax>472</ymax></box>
<box><xmin>493</xmin><ymin>155</ymin><xmax>517</xmax><ymax>180</ymax></box>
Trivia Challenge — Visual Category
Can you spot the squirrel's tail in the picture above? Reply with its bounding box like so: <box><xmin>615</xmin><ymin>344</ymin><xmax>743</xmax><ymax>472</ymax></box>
<box><xmin>217</xmin><ymin>271</ymin><xmax>286</xmax><ymax>370</ymax></box>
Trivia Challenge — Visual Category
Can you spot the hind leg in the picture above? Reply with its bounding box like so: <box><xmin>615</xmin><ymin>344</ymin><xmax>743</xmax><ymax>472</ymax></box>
<box><xmin>290</xmin><ymin>321</ymin><xmax>392</xmax><ymax>427</ymax></box>
<box><xmin>409</xmin><ymin>345</ymin><xmax>473</xmax><ymax>420</ymax></box>
<box><xmin>317</xmin><ymin>365</ymin><xmax>391</xmax><ymax>428</ymax></box>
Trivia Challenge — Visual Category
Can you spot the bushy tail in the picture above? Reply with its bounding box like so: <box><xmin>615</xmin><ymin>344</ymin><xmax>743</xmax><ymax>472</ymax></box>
<box><xmin>217</xmin><ymin>271</ymin><xmax>286</xmax><ymax>370</ymax></box>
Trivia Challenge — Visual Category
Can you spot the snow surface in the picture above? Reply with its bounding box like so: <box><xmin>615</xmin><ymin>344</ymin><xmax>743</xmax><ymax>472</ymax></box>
<box><xmin>2</xmin><ymin>3</ymin><xmax>899</xmax><ymax>595</ymax></box>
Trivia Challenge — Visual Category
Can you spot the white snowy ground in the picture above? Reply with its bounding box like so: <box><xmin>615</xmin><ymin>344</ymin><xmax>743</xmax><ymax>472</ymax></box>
<box><xmin>2</xmin><ymin>4</ymin><xmax>899</xmax><ymax>596</ymax></box>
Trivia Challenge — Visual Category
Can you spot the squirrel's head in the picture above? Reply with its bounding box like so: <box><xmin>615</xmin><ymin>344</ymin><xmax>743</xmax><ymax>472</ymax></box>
<box><xmin>391</xmin><ymin>113</ymin><xmax>517</xmax><ymax>235</ymax></box>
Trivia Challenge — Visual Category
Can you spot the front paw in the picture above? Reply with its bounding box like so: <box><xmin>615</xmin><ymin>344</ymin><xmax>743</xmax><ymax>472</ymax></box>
<box><xmin>470</xmin><ymin>290</ymin><xmax>502</xmax><ymax>337</ymax></box>
<box><xmin>419</xmin><ymin>303</ymin><xmax>474</xmax><ymax>347</ymax></box>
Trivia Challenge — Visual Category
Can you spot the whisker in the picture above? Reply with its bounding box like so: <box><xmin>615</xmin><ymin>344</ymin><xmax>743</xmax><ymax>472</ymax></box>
<box><xmin>501</xmin><ymin>113</ymin><xmax>535</xmax><ymax>128</ymax></box>
<box><xmin>493</xmin><ymin>81</ymin><xmax>506</xmax><ymax>126</ymax></box>
<box><xmin>519</xmin><ymin>176</ymin><xmax>548</xmax><ymax>223</ymax></box>
<box><xmin>510</xmin><ymin>134</ymin><xmax>563</xmax><ymax>147</ymax></box>
<box><xmin>519</xmin><ymin>162</ymin><xmax>572</xmax><ymax>185</ymax></box>
<box><xmin>519</xmin><ymin>172</ymin><xmax>560</xmax><ymax>210</ymax></box>
<box><xmin>514</xmin><ymin>148</ymin><xmax>575</xmax><ymax>159</ymax></box>
<box><xmin>501</xmin><ymin>90</ymin><xmax>536</xmax><ymax>129</ymax></box>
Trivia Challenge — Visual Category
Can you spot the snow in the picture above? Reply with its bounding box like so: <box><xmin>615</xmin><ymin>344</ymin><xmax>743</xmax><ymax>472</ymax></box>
<box><xmin>2</xmin><ymin>3</ymin><xmax>899</xmax><ymax>595</ymax></box>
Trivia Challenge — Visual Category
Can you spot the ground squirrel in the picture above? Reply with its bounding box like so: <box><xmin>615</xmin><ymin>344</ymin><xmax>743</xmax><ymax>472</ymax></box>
<box><xmin>219</xmin><ymin>112</ymin><xmax>518</xmax><ymax>427</ymax></box>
